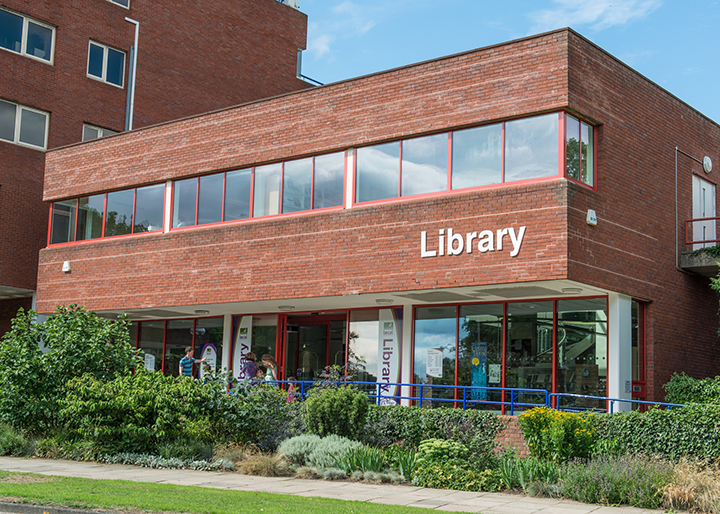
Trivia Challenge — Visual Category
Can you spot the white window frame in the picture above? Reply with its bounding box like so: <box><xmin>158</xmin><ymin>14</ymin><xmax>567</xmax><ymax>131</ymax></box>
<box><xmin>0</xmin><ymin>99</ymin><xmax>50</xmax><ymax>150</ymax></box>
<box><xmin>105</xmin><ymin>0</ymin><xmax>130</xmax><ymax>8</ymax></box>
<box><xmin>87</xmin><ymin>40</ymin><xmax>126</xmax><ymax>88</ymax></box>
<box><xmin>0</xmin><ymin>7</ymin><xmax>56</xmax><ymax>64</ymax></box>
<box><xmin>82</xmin><ymin>123</ymin><xmax>117</xmax><ymax>141</ymax></box>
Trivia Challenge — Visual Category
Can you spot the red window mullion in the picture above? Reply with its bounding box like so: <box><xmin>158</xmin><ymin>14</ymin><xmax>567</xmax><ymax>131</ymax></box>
<box><xmin>131</xmin><ymin>188</ymin><xmax>138</xmax><ymax>233</ymax></box>
<box><xmin>454</xmin><ymin>304</ymin><xmax>459</xmax><ymax>404</ymax></box>
<box><xmin>398</xmin><ymin>142</ymin><xmax>403</xmax><ymax>198</ymax></box>
<box><xmin>501</xmin><ymin>302</ymin><xmax>507</xmax><ymax>414</ymax></box>
<box><xmin>221</xmin><ymin>172</ymin><xmax>227</xmax><ymax>222</ymax></box>
<box><xmin>101</xmin><ymin>193</ymin><xmax>108</xmax><ymax>238</ymax></box>
<box><xmin>279</xmin><ymin>163</ymin><xmax>285</xmax><ymax>214</ymax></box>
<box><xmin>501</xmin><ymin>123</ymin><xmax>506</xmax><ymax>183</ymax></box>
<box><xmin>310</xmin><ymin>157</ymin><xmax>316</xmax><ymax>210</ymax></box>
<box><xmin>73</xmin><ymin>198</ymin><xmax>79</xmax><ymax>241</ymax></box>
<box><xmin>552</xmin><ymin>299</ymin><xmax>557</xmax><ymax>408</ymax></box>
<box><xmin>249</xmin><ymin>168</ymin><xmax>255</xmax><ymax>218</ymax></box>
<box><xmin>447</xmin><ymin>132</ymin><xmax>453</xmax><ymax>191</ymax></box>
<box><xmin>194</xmin><ymin>177</ymin><xmax>200</xmax><ymax>224</ymax></box>
<box><xmin>559</xmin><ymin>112</ymin><xmax>567</xmax><ymax>178</ymax></box>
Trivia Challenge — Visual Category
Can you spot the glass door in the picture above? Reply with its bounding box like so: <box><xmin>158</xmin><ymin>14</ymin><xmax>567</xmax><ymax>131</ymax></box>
<box><xmin>284</xmin><ymin>314</ymin><xmax>346</xmax><ymax>382</ymax></box>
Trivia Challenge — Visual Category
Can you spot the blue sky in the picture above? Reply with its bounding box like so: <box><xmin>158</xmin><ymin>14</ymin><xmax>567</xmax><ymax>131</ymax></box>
<box><xmin>298</xmin><ymin>0</ymin><xmax>720</xmax><ymax>123</ymax></box>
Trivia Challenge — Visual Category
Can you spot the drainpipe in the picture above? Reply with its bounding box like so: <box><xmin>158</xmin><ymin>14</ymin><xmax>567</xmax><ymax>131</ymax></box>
<box><xmin>124</xmin><ymin>17</ymin><xmax>139</xmax><ymax>131</ymax></box>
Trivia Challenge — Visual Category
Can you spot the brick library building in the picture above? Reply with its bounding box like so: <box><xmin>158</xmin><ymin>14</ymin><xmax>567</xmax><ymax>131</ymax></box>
<box><xmin>38</xmin><ymin>29</ymin><xmax>720</xmax><ymax>409</ymax></box>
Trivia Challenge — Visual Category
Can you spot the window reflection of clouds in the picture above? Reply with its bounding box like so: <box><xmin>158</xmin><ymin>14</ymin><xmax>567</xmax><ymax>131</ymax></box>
<box><xmin>401</xmin><ymin>133</ymin><xmax>447</xmax><ymax>197</ymax></box>
<box><xmin>356</xmin><ymin>142</ymin><xmax>399</xmax><ymax>203</ymax></box>
<box><xmin>414</xmin><ymin>315</ymin><xmax>455</xmax><ymax>380</ymax></box>
<box><xmin>350</xmin><ymin>320</ymin><xmax>379</xmax><ymax>372</ymax></box>
<box><xmin>452</xmin><ymin>124</ymin><xmax>502</xmax><ymax>189</ymax></box>
<box><xmin>313</xmin><ymin>152</ymin><xmax>344</xmax><ymax>208</ymax></box>
<box><xmin>504</xmin><ymin>113</ymin><xmax>559</xmax><ymax>182</ymax></box>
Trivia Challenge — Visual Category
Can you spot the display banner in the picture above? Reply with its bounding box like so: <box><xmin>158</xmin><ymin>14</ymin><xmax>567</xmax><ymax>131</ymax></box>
<box><xmin>376</xmin><ymin>309</ymin><xmax>400</xmax><ymax>405</ymax></box>
<box><xmin>232</xmin><ymin>316</ymin><xmax>253</xmax><ymax>379</ymax></box>
<box><xmin>426</xmin><ymin>349</ymin><xmax>443</xmax><ymax>378</ymax></box>
<box><xmin>199</xmin><ymin>343</ymin><xmax>217</xmax><ymax>380</ymax></box>
<box><xmin>144</xmin><ymin>353</ymin><xmax>155</xmax><ymax>372</ymax></box>
<box><xmin>471</xmin><ymin>342</ymin><xmax>488</xmax><ymax>400</ymax></box>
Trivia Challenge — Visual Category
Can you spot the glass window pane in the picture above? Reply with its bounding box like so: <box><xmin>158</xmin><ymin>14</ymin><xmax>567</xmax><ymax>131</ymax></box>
<box><xmin>0</xmin><ymin>100</ymin><xmax>16</xmax><ymax>142</ymax></box>
<box><xmin>0</xmin><ymin>10</ymin><xmax>23</xmax><ymax>53</ymax></box>
<box><xmin>224</xmin><ymin>168</ymin><xmax>251</xmax><ymax>221</ymax></box>
<box><xmin>452</xmin><ymin>124</ymin><xmax>502</xmax><ymax>189</ymax></box>
<box><xmin>581</xmin><ymin>122</ymin><xmax>594</xmax><ymax>186</ymax></box>
<box><xmin>356</xmin><ymin>142</ymin><xmax>399</xmax><ymax>203</ymax></box>
<box><xmin>401</xmin><ymin>133</ymin><xmax>448</xmax><ymax>197</ymax></box>
<box><xmin>196</xmin><ymin>318</ymin><xmax>224</xmax><ymax>379</ymax></box>
<box><xmin>556</xmin><ymin>299</ymin><xmax>607</xmax><ymax>411</ymax></box>
<box><xmin>253</xmin><ymin>163</ymin><xmax>281</xmax><ymax>217</ymax></box>
<box><xmin>50</xmin><ymin>200</ymin><xmax>76</xmax><ymax>244</ymax></box>
<box><xmin>111</xmin><ymin>0</ymin><xmax>130</xmax><ymax>6</ymax></box>
<box><xmin>166</xmin><ymin>319</ymin><xmax>194</xmax><ymax>378</ymax></box>
<box><xmin>134</xmin><ymin>183</ymin><xmax>164</xmax><ymax>232</ymax></box>
<box><xmin>198</xmin><ymin>174</ymin><xmax>223</xmax><ymax>225</ymax></box>
<box><xmin>82</xmin><ymin>125</ymin><xmax>99</xmax><ymax>141</ymax></box>
<box><xmin>105</xmin><ymin>47</ymin><xmax>124</xmax><ymax>86</ymax></box>
<box><xmin>313</xmin><ymin>152</ymin><xmax>344</xmax><ymax>209</ymax></box>
<box><xmin>87</xmin><ymin>43</ymin><xmax>104</xmax><ymax>78</ymax></box>
<box><xmin>459</xmin><ymin>304</ymin><xmax>503</xmax><ymax>408</ymax></box>
<box><xmin>138</xmin><ymin>321</ymin><xmax>164</xmax><ymax>372</ymax></box>
<box><xmin>26</xmin><ymin>21</ymin><xmax>52</xmax><ymax>61</ymax></box>
<box><xmin>504</xmin><ymin>113</ymin><xmax>559</xmax><ymax>182</ymax></box>
<box><xmin>414</xmin><ymin>306</ymin><xmax>456</xmax><ymax>407</ymax></box>
<box><xmin>282</xmin><ymin>158</ymin><xmax>312</xmax><ymax>214</ymax></box>
<box><xmin>18</xmin><ymin>108</ymin><xmax>46</xmax><ymax>148</ymax></box>
<box><xmin>77</xmin><ymin>194</ymin><xmax>105</xmax><ymax>240</ymax></box>
<box><xmin>506</xmin><ymin>301</ymin><xmax>553</xmax><ymax>409</ymax></box>
<box><xmin>565</xmin><ymin>115</ymin><xmax>580</xmax><ymax>180</ymax></box>
<box><xmin>105</xmin><ymin>189</ymin><xmax>134</xmax><ymax>236</ymax></box>
<box><xmin>173</xmin><ymin>178</ymin><xmax>197</xmax><ymax>228</ymax></box>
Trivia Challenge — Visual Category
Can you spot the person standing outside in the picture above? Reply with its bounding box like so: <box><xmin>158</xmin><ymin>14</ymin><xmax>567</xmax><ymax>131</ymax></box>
<box><xmin>179</xmin><ymin>346</ymin><xmax>205</xmax><ymax>378</ymax></box>
<box><xmin>261</xmin><ymin>354</ymin><xmax>278</xmax><ymax>384</ymax></box>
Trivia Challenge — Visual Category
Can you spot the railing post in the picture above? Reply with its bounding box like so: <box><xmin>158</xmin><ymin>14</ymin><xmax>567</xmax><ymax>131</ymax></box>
<box><xmin>462</xmin><ymin>387</ymin><xmax>467</xmax><ymax>410</ymax></box>
<box><xmin>510</xmin><ymin>390</ymin><xmax>514</xmax><ymax>416</ymax></box>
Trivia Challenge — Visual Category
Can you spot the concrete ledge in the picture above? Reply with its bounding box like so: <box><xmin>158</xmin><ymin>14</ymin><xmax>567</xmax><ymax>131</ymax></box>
<box><xmin>680</xmin><ymin>251</ymin><xmax>720</xmax><ymax>277</ymax></box>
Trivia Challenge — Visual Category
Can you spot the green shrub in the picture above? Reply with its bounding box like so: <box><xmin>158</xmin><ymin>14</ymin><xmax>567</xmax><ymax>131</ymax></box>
<box><xmin>518</xmin><ymin>406</ymin><xmax>596</xmax><ymax>462</ymax></box>
<box><xmin>158</xmin><ymin>438</ymin><xmax>213</xmax><ymax>461</ymax></box>
<box><xmin>335</xmin><ymin>445</ymin><xmax>387</xmax><ymax>474</ymax></box>
<box><xmin>383</xmin><ymin>446</ymin><xmax>417</xmax><ymax>481</ymax></box>
<box><xmin>412</xmin><ymin>460</ymin><xmax>502</xmax><ymax>491</ymax></box>
<box><xmin>0</xmin><ymin>422</ymin><xmax>31</xmax><ymax>456</ymax></box>
<box><xmin>663</xmin><ymin>372</ymin><xmax>720</xmax><ymax>404</ymax></box>
<box><xmin>303</xmin><ymin>386</ymin><xmax>368</xmax><ymax>439</ymax></box>
<box><xmin>595</xmin><ymin>405</ymin><xmax>720</xmax><ymax>461</ymax></box>
<box><xmin>515</xmin><ymin>457</ymin><xmax>559</xmax><ymax>490</ymax></box>
<box><xmin>0</xmin><ymin>305</ymin><xmax>139</xmax><ymax>431</ymax></box>
<box><xmin>277</xmin><ymin>434</ymin><xmax>322</xmax><ymax>465</ymax></box>
<box><xmin>560</xmin><ymin>454</ymin><xmax>673</xmax><ymax>509</ymax></box>
<box><xmin>417</xmin><ymin>438</ymin><xmax>468</xmax><ymax>462</ymax></box>
<box><xmin>306</xmin><ymin>434</ymin><xmax>362</xmax><ymax>470</ymax></box>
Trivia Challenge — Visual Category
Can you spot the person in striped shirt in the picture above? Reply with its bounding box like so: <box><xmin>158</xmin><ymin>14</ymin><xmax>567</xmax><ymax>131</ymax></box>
<box><xmin>179</xmin><ymin>346</ymin><xmax>205</xmax><ymax>377</ymax></box>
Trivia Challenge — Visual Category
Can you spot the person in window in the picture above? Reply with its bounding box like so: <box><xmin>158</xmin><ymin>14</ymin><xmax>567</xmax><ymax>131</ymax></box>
<box><xmin>179</xmin><ymin>346</ymin><xmax>205</xmax><ymax>377</ymax></box>
<box><xmin>242</xmin><ymin>352</ymin><xmax>259</xmax><ymax>380</ymax></box>
<box><xmin>261</xmin><ymin>354</ymin><xmax>278</xmax><ymax>384</ymax></box>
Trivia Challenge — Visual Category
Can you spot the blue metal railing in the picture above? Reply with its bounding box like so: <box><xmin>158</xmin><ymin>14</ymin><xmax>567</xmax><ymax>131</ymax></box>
<box><xmin>243</xmin><ymin>379</ymin><xmax>686</xmax><ymax>414</ymax></box>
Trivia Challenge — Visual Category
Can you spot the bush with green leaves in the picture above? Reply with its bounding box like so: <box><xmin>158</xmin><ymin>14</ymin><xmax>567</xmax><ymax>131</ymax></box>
<box><xmin>0</xmin><ymin>305</ymin><xmax>139</xmax><ymax>431</ymax></box>
<box><xmin>278</xmin><ymin>433</ymin><xmax>361</xmax><ymax>470</ymax></box>
<box><xmin>303</xmin><ymin>385</ymin><xmax>368</xmax><ymax>439</ymax></box>
<box><xmin>334</xmin><ymin>445</ymin><xmax>387</xmax><ymax>474</ymax></box>
<box><xmin>417</xmin><ymin>438</ymin><xmax>469</xmax><ymax>462</ymax></box>
<box><xmin>663</xmin><ymin>372</ymin><xmax>720</xmax><ymax>404</ymax></box>
<box><xmin>560</xmin><ymin>454</ymin><xmax>673</xmax><ymax>509</ymax></box>
<box><xmin>0</xmin><ymin>422</ymin><xmax>31</xmax><ymax>456</ymax></box>
<box><xmin>277</xmin><ymin>434</ymin><xmax>322</xmax><ymax>466</ymax></box>
<box><xmin>594</xmin><ymin>404</ymin><xmax>720</xmax><ymax>461</ymax></box>
<box><xmin>412</xmin><ymin>459</ymin><xmax>502</xmax><ymax>491</ymax></box>
<box><xmin>518</xmin><ymin>406</ymin><xmax>596</xmax><ymax>462</ymax></box>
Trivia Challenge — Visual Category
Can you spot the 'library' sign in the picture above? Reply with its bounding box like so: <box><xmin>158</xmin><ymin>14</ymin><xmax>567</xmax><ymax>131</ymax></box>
<box><xmin>420</xmin><ymin>226</ymin><xmax>526</xmax><ymax>258</ymax></box>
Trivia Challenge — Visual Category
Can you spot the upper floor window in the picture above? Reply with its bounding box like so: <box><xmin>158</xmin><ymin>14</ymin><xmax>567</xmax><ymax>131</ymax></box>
<box><xmin>0</xmin><ymin>99</ymin><xmax>49</xmax><ymax>150</ymax></box>
<box><xmin>0</xmin><ymin>8</ymin><xmax>54</xmax><ymax>63</ymax></box>
<box><xmin>82</xmin><ymin>123</ymin><xmax>117</xmax><ymax>141</ymax></box>
<box><xmin>565</xmin><ymin>114</ymin><xmax>594</xmax><ymax>187</ymax></box>
<box><xmin>87</xmin><ymin>41</ymin><xmax>125</xmax><ymax>87</ymax></box>
<box><xmin>107</xmin><ymin>0</ymin><xmax>130</xmax><ymax>8</ymax></box>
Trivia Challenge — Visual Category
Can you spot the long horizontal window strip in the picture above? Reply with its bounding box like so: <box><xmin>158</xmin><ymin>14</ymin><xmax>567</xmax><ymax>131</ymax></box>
<box><xmin>48</xmin><ymin>111</ymin><xmax>596</xmax><ymax>245</ymax></box>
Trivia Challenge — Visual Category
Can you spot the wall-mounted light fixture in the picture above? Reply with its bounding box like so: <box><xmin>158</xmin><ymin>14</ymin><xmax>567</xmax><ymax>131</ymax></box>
<box><xmin>194</xmin><ymin>309</ymin><xmax>210</xmax><ymax>315</ymax></box>
<box><xmin>278</xmin><ymin>305</ymin><xmax>295</xmax><ymax>311</ymax></box>
<box><xmin>62</xmin><ymin>261</ymin><xmax>71</xmax><ymax>273</ymax></box>
<box><xmin>375</xmin><ymin>299</ymin><xmax>394</xmax><ymax>305</ymax></box>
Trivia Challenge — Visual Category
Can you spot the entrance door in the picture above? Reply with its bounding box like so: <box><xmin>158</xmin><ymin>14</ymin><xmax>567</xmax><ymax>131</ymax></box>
<box><xmin>284</xmin><ymin>314</ymin><xmax>347</xmax><ymax>382</ymax></box>
<box><xmin>692</xmin><ymin>175</ymin><xmax>716</xmax><ymax>249</ymax></box>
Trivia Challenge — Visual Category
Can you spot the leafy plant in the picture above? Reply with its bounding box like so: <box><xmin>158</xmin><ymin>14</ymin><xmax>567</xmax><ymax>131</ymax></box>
<box><xmin>277</xmin><ymin>434</ymin><xmax>323</xmax><ymax>466</ymax></box>
<box><xmin>663</xmin><ymin>372</ymin><xmax>720</xmax><ymax>404</ymax></box>
<box><xmin>303</xmin><ymin>385</ymin><xmax>368</xmax><ymax>439</ymax></box>
<box><xmin>334</xmin><ymin>446</ymin><xmax>387</xmax><ymax>474</ymax></box>
<box><xmin>412</xmin><ymin>460</ymin><xmax>502</xmax><ymax>491</ymax></box>
<box><xmin>515</xmin><ymin>457</ymin><xmax>559</xmax><ymax>491</ymax></box>
<box><xmin>100</xmin><ymin>452</ymin><xmax>224</xmax><ymax>471</ymax></box>
<box><xmin>416</xmin><ymin>438</ymin><xmax>468</xmax><ymax>463</ymax></box>
<box><xmin>306</xmin><ymin>434</ymin><xmax>362</xmax><ymax>470</ymax></box>
<box><xmin>0</xmin><ymin>422</ymin><xmax>31</xmax><ymax>456</ymax></box>
<box><xmin>518</xmin><ymin>406</ymin><xmax>596</xmax><ymax>462</ymax></box>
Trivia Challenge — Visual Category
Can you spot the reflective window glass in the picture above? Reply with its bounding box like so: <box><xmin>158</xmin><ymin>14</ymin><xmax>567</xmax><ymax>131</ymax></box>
<box><xmin>82</xmin><ymin>125</ymin><xmax>99</xmax><ymax>141</ymax></box>
<box><xmin>401</xmin><ymin>133</ymin><xmax>448</xmax><ymax>197</ymax></box>
<box><xmin>0</xmin><ymin>10</ymin><xmax>23</xmax><ymax>53</ymax></box>
<box><xmin>565</xmin><ymin>115</ymin><xmax>581</xmax><ymax>181</ymax></box>
<box><xmin>452</xmin><ymin>124</ymin><xmax>502</xmax><ymax>189</ymax></box>
<box><xmin>138</xmin><ymin>321</ymin><xmax>164</xmax><ymax>372</ymax></box>
<box><xmin>0</xmin><ymin>100</ymin><xmax>16</xmax><ymax>142</ymax></box>
<box><xmin>556</xmin><ymin>299</ymin><xmax>607</xmax><ymax>410</ymax></box>
<box><xmin>166</xmin><ymin>319</ymin><xmax>194</xmax><ymax>377</ymax></box>
<box><xmin>173</xmin><ymin>178</ymin><xmax>197</xmax><ymax>228</ymax></box>
<box><xmin>18</xmin><ymin>108</ymin><xmax>46</xmax><ymax>148</ymax></box>
<box><xmin>356</xmin><ymin>142</ymin><xmax>399</xmax><ymax>203</ymax></box>
<box><xmin>50</xmin><ymin>200</ymin><xmax>76</xmax><ymax>244</ymax></box>
<box><xmin>581</xmin><ymin>122</ymin><xmax>594</xmax><ymax>186</ymax></box>
<box><xmin>26</xmin><ymin>21</ymin><xmax>52</xmax><ymax>61</ymax></box>
<box><xmin>413</xmin><ymin>306</ymin><xmax>456</xmax><ymax>407</ymax></box>
<box><xmin>106</xmin><ymin>46</ymin><xmax>125</xmax><ymax>86</ymax></box>
<box><xmin>105</xmin><ymin>189</ymin><xmax>134</xmax><ymax>236</ymax></box>
<box><xmin>109</xmin><ymin>0</ymin><xmax>130</xmax><ymax>7</ymax></box>
<box><xmin>253</xmin><ymin>163</ymin><xmax>281</xmax><ymax>217</ymax></box>
<box><xmin>505</xmin><ymin>301</ymin><xmax>553</xmax><ymax>409</ymax></box>
<box><xmin>198</xmin><ymin>173</ymin><xmax>223</xmax><ymax>225</ymax></box>
<box><xmin>282</xmin><ymin>157</ymin><xmax>312</xmax><ymax>213</ymax></box>
<box><xmin>87</xmin><ymin>43</ymin><xmax>103</xmax><ymax>78</ymax></box>
<box><xmin>313</xmin><ymin>152</ymin><xmax>344</xmax><ymax>209</ymax></box>
<box><xmin>224</xmin><ymin>168</ymin><xmax>251</xmax><ymax>221</ymax></box>
<box><xmin>134</xmin><ymin>183</ymin><xmax>164</xmax><ymax>232</ymax></box>
<box><xmin>77</xmin><ymin>194</ymin><xmax>105</xmax><ymax>240</ymax></box>
<box><xmin>251</xmin><ymin>315</ymin><xmax>278</xmax><ymax>374</ymax></box>
<box><xmin>459</xmin><ymin>304</ymin><xmax>503</xmax><ymax>408</ymax></box>
<box><xmin>504</xmin><ymin>113</ymin><xmax>559</xmax><ymax>182</ymax></box>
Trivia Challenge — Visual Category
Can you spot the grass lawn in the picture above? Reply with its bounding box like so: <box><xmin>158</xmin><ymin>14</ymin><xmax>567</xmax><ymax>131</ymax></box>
<box><xmin>0</xmin><ymin>471</ymin><xmax>468</xmax><ymax>514</ymax></box>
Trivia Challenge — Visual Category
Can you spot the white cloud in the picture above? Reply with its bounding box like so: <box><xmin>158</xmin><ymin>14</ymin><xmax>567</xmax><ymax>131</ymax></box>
<box><xmin>529</xmin><ymin>0</ymin><xmax>662</xmax><ymax>33</ymax></box>
<box><xmin>308</xmin><ymin>33</ymin><xmax>334</xmax><ymax>58</ymax></box>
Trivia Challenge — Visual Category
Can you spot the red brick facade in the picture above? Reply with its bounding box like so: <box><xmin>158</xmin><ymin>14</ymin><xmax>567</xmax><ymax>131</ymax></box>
<box><xmin>0</xmin><ymin>0</ymin><xmax>308</xmax><ymax>315</ymax></box>
<box><xmin>37</xmin><ymin>29</ymin><xmax>720</xmax><ymax>401</ymax></box>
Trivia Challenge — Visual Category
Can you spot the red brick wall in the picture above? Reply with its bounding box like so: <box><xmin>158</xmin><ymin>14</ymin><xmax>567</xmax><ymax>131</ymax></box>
<box><xmin>496</xmin><ymin>416</ymin><xmax>529</xmax><ymax>456</ymax></box>
<box><xmin>0</xmin><ymin>0</ymin><xmax>308</xmax><ymax>293</ymax></box>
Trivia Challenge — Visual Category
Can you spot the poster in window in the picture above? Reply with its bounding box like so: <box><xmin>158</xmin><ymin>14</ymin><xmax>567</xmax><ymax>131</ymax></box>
<box><xmin>471</xmin><ymin>341</ymin><xmax>487</xmax><ymax>400</ymax></box>
<box><xmin>488</xmin><ymin>364</ymin><xmax>501</xmax><ymax>384</ymax></box>
<box><xmin>144</xmin><ymin>352</ymin><xmax>155</xmax><ymax>372</ymax></box>
<box><xmin>232</xmin><ymin>316</ymin><xmax>253</xmax><ymax>379</ymax></box>
<box><xmin>199</xmin><ymin>343</ymin><xmax>217</xmax><ymax>380</ymax></box>
<box><xmin>426</xmin><ymin>348</ymin><xmax>443</xmax><ymax>378</ymax></box>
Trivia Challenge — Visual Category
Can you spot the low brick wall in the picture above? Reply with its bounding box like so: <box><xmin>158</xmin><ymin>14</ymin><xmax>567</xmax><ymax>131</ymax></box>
<box><xmin>496</xmin><ymin>415</ymin><xmax>529</xmax><ymax>456</ymax></box>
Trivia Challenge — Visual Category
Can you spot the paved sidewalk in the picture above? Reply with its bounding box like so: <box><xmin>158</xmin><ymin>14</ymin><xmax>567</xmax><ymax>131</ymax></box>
<box><xmin>0</xmin><ymin>457</ymin><xmax>663</xmax><ymax>514</ymax></box>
